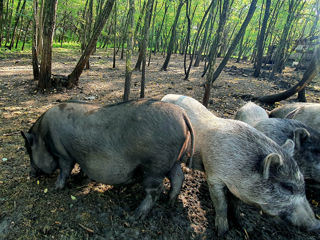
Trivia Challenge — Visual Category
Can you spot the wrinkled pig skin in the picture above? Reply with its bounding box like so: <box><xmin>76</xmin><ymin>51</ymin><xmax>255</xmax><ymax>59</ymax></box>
<box><xmin>161</xmin><ymin>94</ymin><xmax>320</xmax><ymax>236</ymax></box>
<box><xmin>21</xmin><ymin>99</ymin><xmax>194</xmax><ymax>219</ymax></box>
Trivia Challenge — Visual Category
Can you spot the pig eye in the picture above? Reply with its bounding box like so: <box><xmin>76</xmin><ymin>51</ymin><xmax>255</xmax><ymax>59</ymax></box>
<box><xmin>280</xmin><ymin>182</ymin><xmax>295</xmax><ymax>194</ymax></box>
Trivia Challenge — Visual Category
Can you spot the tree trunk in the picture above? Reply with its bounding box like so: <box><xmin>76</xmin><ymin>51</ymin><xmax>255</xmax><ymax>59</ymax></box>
<box><xmin>113</xmin><ymin>0</ymin><xmax>117</xmax><ymax>68</ymax></box>
<box><xmin>253</xmin><ymin>0</ymin><xmax>271</xmax><ymax>77</ymax></box>
<box><xmin>148</xmin><ymin>0</ymin><xmax>157</xmax><ymax>66</ymax></box>
<box><xmin>32</xmin><ymin>0</ymin><xmax>40</xmax><ymax>80</ymax></box>
<box><xmin>298</xmin><ymin>0</ymin><xmax>319</xmax><ymax>102</ymax></box>
<box><xmin>60</xmin><ymin>10</ymin><xmax>68</xmax><ymax>47</ymax></box>
<box><xmin>203</xmin><ymin>0</ymin><xmax>258</xmax><ymax>107</ymax></box>
<box><xmin>202</xmin><ymin>0</ymin><xmax>230</xmax><ymax>105</ymax></box>
<box><xmin>259</xmin><ymin>48</ymin><xmax>320</xmax><ymax>104</ymax></box>
<box><xmin>194</xmin><ymin>0</ymin><xmax>216</xmax><ymax>67</ymax></box>
<box><xmin>134</xmin><ymin>0</ymin><xmax>153</xmax><ymax>71</ymax></box>
<box><xmin>85</xmin><ymin>0</ymin><xmax>93</xmax><ymax>69</ymax></box>
<box><xmin>160</xmin><ymin>0</ymin><xmax>184</xmax><ymax>71</ymax></box>
<box><xmin>38</xmin><ymin>0</ymin><xmax>58</xmax><ymax>91</ymax></box>
<box><xmin>183</xmin><ymin>0</ymin><xmax>191</xmax><ymax>77</ymax></box>
<box><xmin>9</xmin><ymin>0</ymin><xmax>26</xmax><ymax>50</ymax></box>
<box><xmin>0</xmin><ymin>0</ymin><xmax>4</xmax><ymax>47</ymax></box>
<box><xmin>270</xmin><ymin>0</ymin><xmax>303</xmax><ymax>79</ymax></box>
<box><xmin>184</xmin><ymin>0</ymin><xmax>215</xmax><ymax>79</ymax></box>
<box><xmin>67</xmin><ymin>0</ymin><xmax>115</xmax><ymax>88</ymax></box>
<box><xmin>15</xmin><ymin>13</ymin><xmax>26</xmax><ymax>49</ymax></box>
<box><xmin>37</xmin><ymin>0</ymin><xmax>44</xmax><ymax>57</ymax></box>
<box><xmin>140</xmin><ymin>0</ymin><xmax>154</xmax><ymax>98</ymax></box>
<box><xmin>133</xmin><ymin>0</ymin><xmax>146</xmax><ymax>49</ymax></box>
<box><xmin>123</xmin><ymin>0</ymin><xmax>135</xmax><ymax>101</ymax></box>
<box><xmin>4</xmin><ymin>0</ymin><xmax>14</xmax><ymax>47</ymax></box>
<box><xmin>236</xmin><ymin>34</ymin><xmax>245</xmax><ymax>63</ymax></box>
<box><xmin>154</xmin><ymin>1</ymin><xmax>168</xmax><ymax>54</ymax></box>
<box><xmin>21</xmin><ymin>20</ymin><xmax>31</xmax><ymax>51</ymax></box>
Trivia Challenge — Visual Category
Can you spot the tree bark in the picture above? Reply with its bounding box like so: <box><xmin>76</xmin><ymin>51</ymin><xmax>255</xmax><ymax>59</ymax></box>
<box><xmin>253</xmin><ymin>0</ymin><xmax>271</xmax><ymax>77</ymax></box>
<box><xmin>21</xmin><ymin>20</ymin><xmax>31</xmax><ymax>50</ymax></box>
<box><xmin>37</xmin><ymin>0</ymin><xmax>45</xmax><ymax>57</ymax></box>
<box><xmin>194</xmin><ymin>0</ymin><xmax>216</xmax><ymax>67</ymax></box>
<box><xmin>298</xmin><ymin>0</ymin><xmax>319</xmax><ymax>102</ymax></box>
<box><xmin>203</xmin><ymin>0</ymin><xmax>258</xmax><ymax>107</ymax></box>
<box><xmin>4</xmin><ymin>0</ymin><xmax>14</xmax><ymax>47</ymax></box>
<box><xmin>154</xmin><ymin>1</ymin><xmax>168</xmax><ymax>53</ymax></box>
<box><xmin>148</xmin><ymin>0</ymin><xmax>157</xmax><ymax>66</ymax></box>
<box><xmin>134</xmin><ymin>0</ymin><xmax>153</xmax><ymax>71</ymax></box>
<box><xmin>9</xmin><ymin>0</ymin><xmax>26</xmax><ymax>50</ymax></box>
<box><xmin>258</xmin><ymin>48</ymin><xmax>320</xmax><ymax>104</ymax></box>
<box><xmin>140</xmin><ymin>0</ymin><xmax>154</xmax><ymax>98</ymax></box>
<box><xmin>85</xmin><ymin>0</ymin><xmax>93</xmax><ymax>69</ymax></box>
<box><xmin>38</xmin><ymin>0</ymin><xmax>58</xmax><ymax>91</ymax></box>
<box><xmin>32</xmin><ymin>0</ymin><xmax>40</xmax><ymax>80</ymax></box>
<box><xmin>0</xmin><ymin>0</ymin><xmax>4</xmax><ymax>47</ymax></box>
<box><xmin>202</xmin><ymin>0</ymin><xmax>230</xmax><ymax>106</ymax></box>
<box><xmin>113</xmin><ymin>0</ymin><xmax>117</xmax><ymax>68</ymax></box>
<box><xmin>123</xmin><ymin>0</ymin><xmax>135</xmax><ymax>101</ymax></box>
<box><xmin>67</xmin><ymin>0</ymin><xmax>115</xmax><ymax>88</ymax></box>
<box><xmin>160</xmin><ymin>0</ymin><xmax>184</xmax><ymax>71</ymax></box>
<box><xmin>236</xmin><ymin>34</ymin><xmax>245</xmax><ymax>62</ymax></box>
<box><xmin>184</xmin><ymin>0</ymin><xmax>215</xmax><ymax>79</ymax></box>
<box><xmin>270</xmin><ymin>0</ymin><xmax>303</xmax><ymax>79</ymax></box>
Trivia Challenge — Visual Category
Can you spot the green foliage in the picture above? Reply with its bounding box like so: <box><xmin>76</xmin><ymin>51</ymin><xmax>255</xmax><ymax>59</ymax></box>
<box><xmin>0</xmin><ymin>0</ymin><xmax>318</xmax><ymax>64</ymax></box>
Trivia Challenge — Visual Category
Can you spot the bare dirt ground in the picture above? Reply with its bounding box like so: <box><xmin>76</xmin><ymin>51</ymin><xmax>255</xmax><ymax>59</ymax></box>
<box><xmin>0</xmin><ymin>48</ymin><xmax>320</xmax><ymax>240</ymax></box>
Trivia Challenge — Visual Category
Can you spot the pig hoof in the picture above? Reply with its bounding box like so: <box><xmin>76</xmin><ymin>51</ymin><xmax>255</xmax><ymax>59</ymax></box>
<box><xmin>55</xmin><ymin>180</ymin><xmax>65</xmax><ymax>190</ymax></box>
<box><xmin>168</xmin><ymin>197</ymin><xmax>177</xmax><ymax>207</ymax></box>
<box><xmin>133</xmin><ymin>208</ymin><xmax>148</xmax><ymax>220</ymax></box>
<box><xmin>216</xmin><ymin>217</ymin><xmax>229</xmax><ymax>237</ymax></box>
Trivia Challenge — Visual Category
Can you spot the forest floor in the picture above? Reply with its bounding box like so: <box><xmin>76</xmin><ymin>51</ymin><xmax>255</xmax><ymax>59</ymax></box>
<box><xmin>0</xmin><ymin>48</ymin><xmax>320</xmax><ymax>240</ymax></box>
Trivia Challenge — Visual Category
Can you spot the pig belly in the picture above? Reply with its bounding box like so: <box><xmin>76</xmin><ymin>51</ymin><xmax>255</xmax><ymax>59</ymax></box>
<box><xmin>79</xmin><ymin>157</ymin><xmax>138</xmax><ymax>185</ymax></box>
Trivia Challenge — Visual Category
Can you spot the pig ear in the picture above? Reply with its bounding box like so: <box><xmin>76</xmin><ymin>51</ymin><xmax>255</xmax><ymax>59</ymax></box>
<box><xmin>293</xmin><ymin>128</ymin><xmax>310</xmax><ymax>150</ymax></box>
<box><xmin>281</xmin><ymin>139</ymin><xmax>295</xmax><ymax>157</ymax></box>
<box><xmin>21</xmin><ymin>131</ymin><xmax>34</xmax><ymax>146</ymax></box>
<box><xmin>263</xmin><ymin>153</ymin><xmax>283</xmax><ymax>179</ymax></box>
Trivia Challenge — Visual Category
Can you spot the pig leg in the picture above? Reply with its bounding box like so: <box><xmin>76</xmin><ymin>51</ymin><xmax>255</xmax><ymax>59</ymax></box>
<box><xmin>207</xmin><ymin>178</ymin><xmax>229</xmax><ymax>236</ymax></box>
<box><xmin>55</xmin><ymin>159</ymin><xmax>74</xmax><ymax>190</ymax></box>
<box><xmin>168</xmin><ymin>162</ymin><xmax>184</xmax><ymax>206</ymax></box>
<box><xmin>134</xmin><ymin>175</ymin><xmax>163</xmax><ymax>220</ymax></box>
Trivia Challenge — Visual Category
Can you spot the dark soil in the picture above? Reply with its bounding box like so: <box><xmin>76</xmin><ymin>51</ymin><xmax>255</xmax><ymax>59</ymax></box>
<box><xmin>0</xmin><ymin>48</ymin><xmax>320</xmax><ymax>240</ymax></box>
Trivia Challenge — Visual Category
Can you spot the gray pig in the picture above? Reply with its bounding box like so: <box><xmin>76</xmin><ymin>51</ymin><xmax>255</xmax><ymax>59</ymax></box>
<box><xmin>161</xmin><ymin>94</ymin><xmax>320</xmax><ymax>236</ymax></box>
<box><xmin>269</xmin><ymin>102</ymin><xmax>318</xmax><ymax>118</ymax></box>
<box><xmin>21</xmin><ymin>99</ymin><xmax>194</xmax><ymax>219</ymax></box>
<box><xmin>235</xmin><ymin>102</ymin><xmax>320</xmax><ymax>183</ymax></box>
<box><xmin>252</xmin><ymin>118</ymin><xmax>320</xmax><ymax>183</ymax></box>
<box><xmin>285</xmin><ymin>104</ymin><xmax>320</xmax><ymax>132</ymax></box>
<box><xmin>234</xmin><ymin>102</ymin><xmax>269</xmax><ymax>125</ymax></box>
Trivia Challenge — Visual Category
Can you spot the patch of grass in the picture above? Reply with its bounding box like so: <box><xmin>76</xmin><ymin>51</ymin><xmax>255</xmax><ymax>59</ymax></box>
<box><xmin>0</xmin><ymin>46</ymin><xmax>32</xmax><ymax>59</ymax></box>
<box><xmin>53</xmin><ymin>41</ymin><xmax>81</xmax><ymax>50</ymax></box>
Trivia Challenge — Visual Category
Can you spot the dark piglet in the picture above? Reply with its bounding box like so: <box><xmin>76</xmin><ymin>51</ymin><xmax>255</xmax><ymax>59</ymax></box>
<box><xmin>21</xmin><ymin>99</ymin><xmax>194</xmax><ymax>219</ymax></box>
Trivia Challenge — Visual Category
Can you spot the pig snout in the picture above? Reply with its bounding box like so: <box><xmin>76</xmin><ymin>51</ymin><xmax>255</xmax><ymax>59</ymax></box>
<box><xmin>281</xmin><ymin>196</ymin><xmax>319</xmax><ymax>231</ymax></box>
